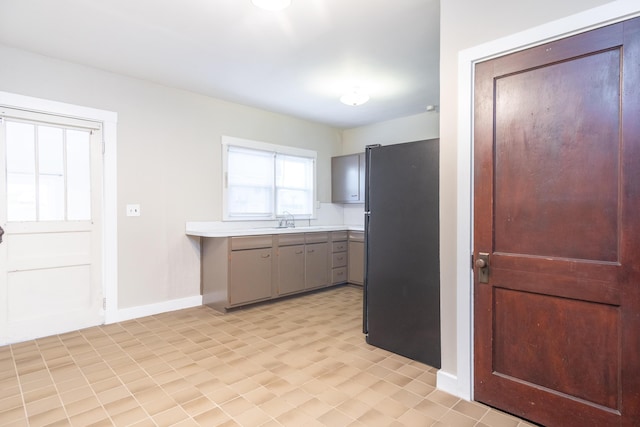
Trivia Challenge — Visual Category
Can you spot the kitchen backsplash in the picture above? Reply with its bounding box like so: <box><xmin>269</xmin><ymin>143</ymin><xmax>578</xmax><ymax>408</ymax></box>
<box><xmin>343</xmin><ymin>204</ymin><xmax>365</xmax><ymax>226</ymax></box>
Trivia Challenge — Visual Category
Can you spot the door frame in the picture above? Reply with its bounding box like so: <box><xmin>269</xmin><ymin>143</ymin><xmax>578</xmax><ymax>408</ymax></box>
<box><xmin>440</xmin><ymin>0</ymin><xmax>640</xmax><ymax>401</ymax></box>
<box><xmin>0</xmin><ymin>91</ymin><xmax>119</xmax><ymax>327</ymax></box>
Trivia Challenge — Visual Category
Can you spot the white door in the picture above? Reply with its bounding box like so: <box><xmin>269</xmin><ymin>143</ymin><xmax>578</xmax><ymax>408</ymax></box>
<box><xmin>0</xmin><ymin>107</ymin><xmax>103</xmax><ymax>345</ymax></box>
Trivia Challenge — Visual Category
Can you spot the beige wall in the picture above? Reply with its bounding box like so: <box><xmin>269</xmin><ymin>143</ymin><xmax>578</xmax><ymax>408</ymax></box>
<box><xmin>439</xmin><ymin>0</ymin><xmax>617</xmax><ymax>382</ymax></box>
<box><xmin>0</xmin><ymin>44</ymin><xmax>342</xmax><ymax>310</ymax></box>
<box><xmin>341</xmin><ymin>111</ymin><xmax>439</xmax><ymax>154</ymax></box>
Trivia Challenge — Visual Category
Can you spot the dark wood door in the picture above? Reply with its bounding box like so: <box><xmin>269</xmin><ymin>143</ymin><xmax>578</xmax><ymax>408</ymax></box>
<box><xmin>474</xmin><ymin>18</ymin><xmax>640</xmax><ymax>427</ymax></box>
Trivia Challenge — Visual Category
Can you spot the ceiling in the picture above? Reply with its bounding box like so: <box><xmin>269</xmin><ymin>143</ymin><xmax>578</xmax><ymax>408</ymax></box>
<box><xmin>0</xmin><ymin>0</ymin><xmax>440</xmax><ymax>129</ymax></box>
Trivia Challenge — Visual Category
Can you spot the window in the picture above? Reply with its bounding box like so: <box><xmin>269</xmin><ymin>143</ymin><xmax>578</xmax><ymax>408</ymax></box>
<box><xmin>222</xmin><ymin>136</ymin><xmax>316</xmax><ymax>220</ymax></box>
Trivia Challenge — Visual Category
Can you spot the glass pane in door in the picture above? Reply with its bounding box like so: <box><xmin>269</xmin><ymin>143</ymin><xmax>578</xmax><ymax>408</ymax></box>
<box><xmin>38</xmin><ymin>126</ymin><xmax>65</xmax><ymax>221</ymax></box>
<box><xmin>6</xmin><ymin>121</ymin><xmax>36</xmax><ymax>221</ymax></box>
<box><xmin>66</xmin><ymin>129</ymin><xmax>91</xmax><ymax>221</ymax></box>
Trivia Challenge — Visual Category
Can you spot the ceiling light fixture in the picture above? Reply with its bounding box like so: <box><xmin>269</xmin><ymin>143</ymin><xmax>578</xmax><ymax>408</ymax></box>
<box><xmin>340</xmin><ymin>89</ymin><xmax>370</xmax><ymax>106</ymax></box>
<box><xmin>251</xmin><ymin>0</ymin><xmax>292</xmax><ymax>11</ymax></box>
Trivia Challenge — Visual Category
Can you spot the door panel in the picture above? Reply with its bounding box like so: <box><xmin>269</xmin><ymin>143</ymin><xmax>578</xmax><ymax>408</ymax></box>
<box><xmin>474</xmin><ymin>17</ymin><xmax>640</xmax><ymax>426</ymax></box>
<box><xmin>9</xmin><ymin>265</ymin><xmax>92</xmax><ymax>321</ymax></box>
<box><xmin>8</xmin><ymin>230</ymin><xmax>91</xmax><ymax>271</ymax></box>
<box><xmin>494</xmin><ymin>50</ymin><xmax>620</xmax><ymax>262</ymax></box>
<box><xmin>493</xmin><ymin>288</ymin><xmax>619</xmax><ymax>409</ymax></box>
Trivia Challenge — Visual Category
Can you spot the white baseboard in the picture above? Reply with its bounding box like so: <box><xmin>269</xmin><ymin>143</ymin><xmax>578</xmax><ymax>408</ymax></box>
<box><xmin>437</xmin><ymin>370</ymin><xmax>469</xmax><ymax>400</ymax></box>
<box><xmin>114</xmin><ymin>295</ymin><xmax>203</xmax><ymax>323</ymax></box>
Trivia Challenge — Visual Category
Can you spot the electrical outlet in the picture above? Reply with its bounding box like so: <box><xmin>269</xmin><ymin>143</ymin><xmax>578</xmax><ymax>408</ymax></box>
<box><xmin>126</xmin><ymin>204</ymin><xmax>140</xmax><ymax>217</ymax></box>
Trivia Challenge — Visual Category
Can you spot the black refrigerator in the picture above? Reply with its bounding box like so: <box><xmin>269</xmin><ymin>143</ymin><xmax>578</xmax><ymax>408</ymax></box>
<box><xmin>363</xmin><ymin>139</ymin><xmax>441</xmax><ymax>368</ymax></box>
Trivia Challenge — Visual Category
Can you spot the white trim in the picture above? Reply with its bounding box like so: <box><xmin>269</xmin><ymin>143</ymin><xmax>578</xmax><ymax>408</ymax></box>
<box><xmin>221</xmin><ymin>135</ymin><xmax>317</xmax><ymax>159</ymax></box>
<box><xmin>453</xmin><ymin>0</ymin><xmax>640</xmax><ymax>401</ymax></box>
<box><xmin>436</xmin><ymin>370</ymin><xmax>459</xmax><ymax>396</ymax></box>
<box><xmin>117</xmin><ymin>295</ymin><xmax>203</xmax><ymax>323</ymax></box>
<box><xmin>0</xmin><ymin>91</ymin><xmax>119</xmax><ymax>325</ymax></box>
<box><xmin>102</xmin><ymin>113</ymin><xmax>118</xmax><ymax>324</ymax></box>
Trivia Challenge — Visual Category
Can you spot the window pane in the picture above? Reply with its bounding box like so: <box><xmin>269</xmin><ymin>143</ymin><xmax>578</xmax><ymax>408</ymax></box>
<box><xmin>7</xmin><ymin>173</ymin><xmax>36</xmax><ymax>221</ymax></box>
<box><xmin>276</xmin><ymin>188</ymin><xmax>312</xmax><ymax>215</ymax></box>
<box><xmin>228</xmin><ymin>147</ymin><xmax>273</xmax><ymax>186</ymax></box>
<box><xmin>66</xmin><ymin>129</ymin><xmax>91</xmax><ymax>220</ymax></box>
<box><xmin>39</xmin><ymin>175</ymin><xmax>65</xmax><ymax>220</ymax></box>
<box><xmin>6</xmin><ymin>122</ymin><xmax>36</xmax><ymax>221</ymax></box>
<box><xmin>228</xmin><ymin>186</ymin><xmax>273</xmax><ymax>217</ymax></box>
<box><xmin>38</xmin><ymin>126</ymin><xmax>65</xmax><ymax>220</ymax></box>
<box><xmin>6</xmin><ymin>122</ymin><xmax>35</xmax><ymax>174</ymax></box>
<box><xmin>276</xmin><ymin>155</ymin><xmax>312</xmax><ymax>189</ymax></box>
<box><xmin>276</xmin><ymin>154</ymin><xmax>313</xmax><ymax>215</ymax></box>
<box><xmin>227</xmin><ymin>147</ymin><xmax>273</xmax><ymax>217</ymax></box>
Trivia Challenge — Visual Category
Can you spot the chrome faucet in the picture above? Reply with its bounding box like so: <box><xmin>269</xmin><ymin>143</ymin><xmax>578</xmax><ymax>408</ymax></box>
<box><xmin>278</xmin><ymin>211</ymin><xmax>295</xmax><ymax>228</ymax></box>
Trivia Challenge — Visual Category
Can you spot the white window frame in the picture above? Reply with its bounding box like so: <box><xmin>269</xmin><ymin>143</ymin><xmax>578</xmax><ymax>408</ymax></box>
<box><xmin>222</xmin><ymin>135</ymin><xmax>317</xmax><ymax>221</ymax></box>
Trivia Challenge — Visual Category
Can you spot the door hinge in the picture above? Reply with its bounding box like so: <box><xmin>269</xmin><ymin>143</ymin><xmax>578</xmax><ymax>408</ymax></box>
<box><xmin>103</xmin><ymin>297</ymin><xmax>106</xmax><ymax>310</ymax></box>
<box><xmin>471</xmin><ymin>253</ymin><xmax>474</xmax><ymax>269</ymax></box>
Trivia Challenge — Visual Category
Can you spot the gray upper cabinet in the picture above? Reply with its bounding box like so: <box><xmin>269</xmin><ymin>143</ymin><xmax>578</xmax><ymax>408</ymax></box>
<box><xmin>331</xmin><ymin>152</ymin><xmax>365</xmax><ymax>203</ymax></box>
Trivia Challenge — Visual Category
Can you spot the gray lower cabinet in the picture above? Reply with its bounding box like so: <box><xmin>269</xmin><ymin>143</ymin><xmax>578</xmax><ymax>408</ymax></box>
<box><xmin>348</xmin><ymin>231</ymin><xmax>364</xmax><ymax>285</ymax></box>
<box><xmin>202</xmin><ymin>235</ymin><xmax>274</xmax><ymax>311</ymax></box>
<box><xmin>277</xmin><ymin>234</ymin><xmax>305</xmax><ymax>296</ymax></box>
<box><xmin>202</xmin><ymin>231</ymin><xmax>338</xmax><ymax>312</ymax></box>
<box><xmin>330</xmin><ymin>231</ymin><xmax>348</xmax><ymax>284</ymax></box>
<box><xmin>229</xmin><ymin>246</ymin><xmax>272</xmax><ymax>305</ymax></box>
<box><xmin>305</xmin><ymin>232</ymin><xmax>329</xmax><ymax>289</ymax></box>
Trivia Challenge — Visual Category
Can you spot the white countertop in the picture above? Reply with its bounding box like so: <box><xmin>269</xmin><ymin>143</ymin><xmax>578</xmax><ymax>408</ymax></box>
<box><xmin>186</xmin><ymin>222</ymin><xmax>364</xmax><ymax>238</ymax></box>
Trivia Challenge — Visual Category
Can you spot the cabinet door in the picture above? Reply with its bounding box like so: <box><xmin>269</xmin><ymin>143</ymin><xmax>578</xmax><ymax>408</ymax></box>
<box><xmin>278</xmin><ymin>245</ymin><xmax>305</xmax><ymax>296</ymax></box>
<box><xmin>305</xmin><ymin>242</ymin><xmax>328</xmax><ymax>289</ymax></box>
<box><xmin>348</xmin><ymin>241</ymin><xmax>364</xmax><ymax>285</ymax></box>
<box><xmin>331</xmin><ymin>154</ymin><xmax>360</xmax><ymax>203</ymax></box>
<box><xmin>229</xmin><ymin>248</ymin><xmax>272</xmax><ymax>305</ymax></box>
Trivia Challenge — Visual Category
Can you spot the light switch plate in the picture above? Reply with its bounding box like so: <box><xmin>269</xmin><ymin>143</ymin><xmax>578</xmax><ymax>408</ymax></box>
<box><xmin>126</xmin><ymin>204</ymin><xmax>140</xmax><ymax>216</ymax></box>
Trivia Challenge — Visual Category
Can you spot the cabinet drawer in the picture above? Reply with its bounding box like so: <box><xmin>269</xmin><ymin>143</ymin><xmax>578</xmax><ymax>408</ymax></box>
<box><xmin>305</xmin><ymin>232</ymin><xmax>329</xmax><ymax>244</ymax></box>
<box><xmin>332</xmin><ymin>252</ymin><xmax>347</xmax><ymax>268</ymax></box>
<box><xmin>277</xmin><ymin>233</ymin><xmax>305</xmax><ymax>246</ymax></box>
<box><xmin>332</xmin><ymin>267</ymin><xmax>347</xmax><ymax>284</ymax></box>
<box><xmin>231</xmin><ymin>235</ymin><xmax>273</xmax><ymax>250</ymax></box>
<box><xmin>348</xmin><ymin>231</ymin><xmax>364</xmax><ymax>242</ymax></box>
<box><xmin>332</xmin><ymin>241</ymin><xmax>347</xmax><ymax>253</ymax></box>
<box><xmin>331</xmin><ymin>231</ymin><xmax>348</xmax><ymax>241</ymax></box>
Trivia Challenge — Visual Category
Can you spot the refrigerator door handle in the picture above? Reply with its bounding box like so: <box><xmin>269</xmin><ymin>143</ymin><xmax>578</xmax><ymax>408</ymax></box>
<box><xmin>363</xmin><ymin>210</ymin><xmax>370</xmax><ymax>334</ymax></box>
<box><xmin>364</xmin><ymin>144</ymin><xmax>379</xmax><ymax>214</ymax></box>
<box><xmin>363</xmin><ymin>145</ymin><xmax>378</xmax><ymax>335</ymax></box>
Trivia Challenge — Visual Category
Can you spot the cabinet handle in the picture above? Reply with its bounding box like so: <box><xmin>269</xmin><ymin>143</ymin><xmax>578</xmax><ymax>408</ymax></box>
<box><xmin>295</xmin><ymin>250</ymin><xmax>303</xmax><ymax>254</ymax></box>
<box><xmin>261</xmin><ymin>254</ymin><xmax>271</xmax><ymax>258</ymax></box>
<box><xmin>308</xmin><ymin>249</ymin><xmax>315</xmax><ymax>253</ymax></box>
<box><xmin>337</xmin><ymin>256</ymin><xmax>344</xmax><ymax>261</ymax></box>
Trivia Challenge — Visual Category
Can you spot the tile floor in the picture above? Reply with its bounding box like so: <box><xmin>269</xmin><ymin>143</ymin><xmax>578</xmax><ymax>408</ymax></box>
<box><xmin>0</xmin><ymin>285</ymin><xmax>536</xmax><ymax>427</ymax></box>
